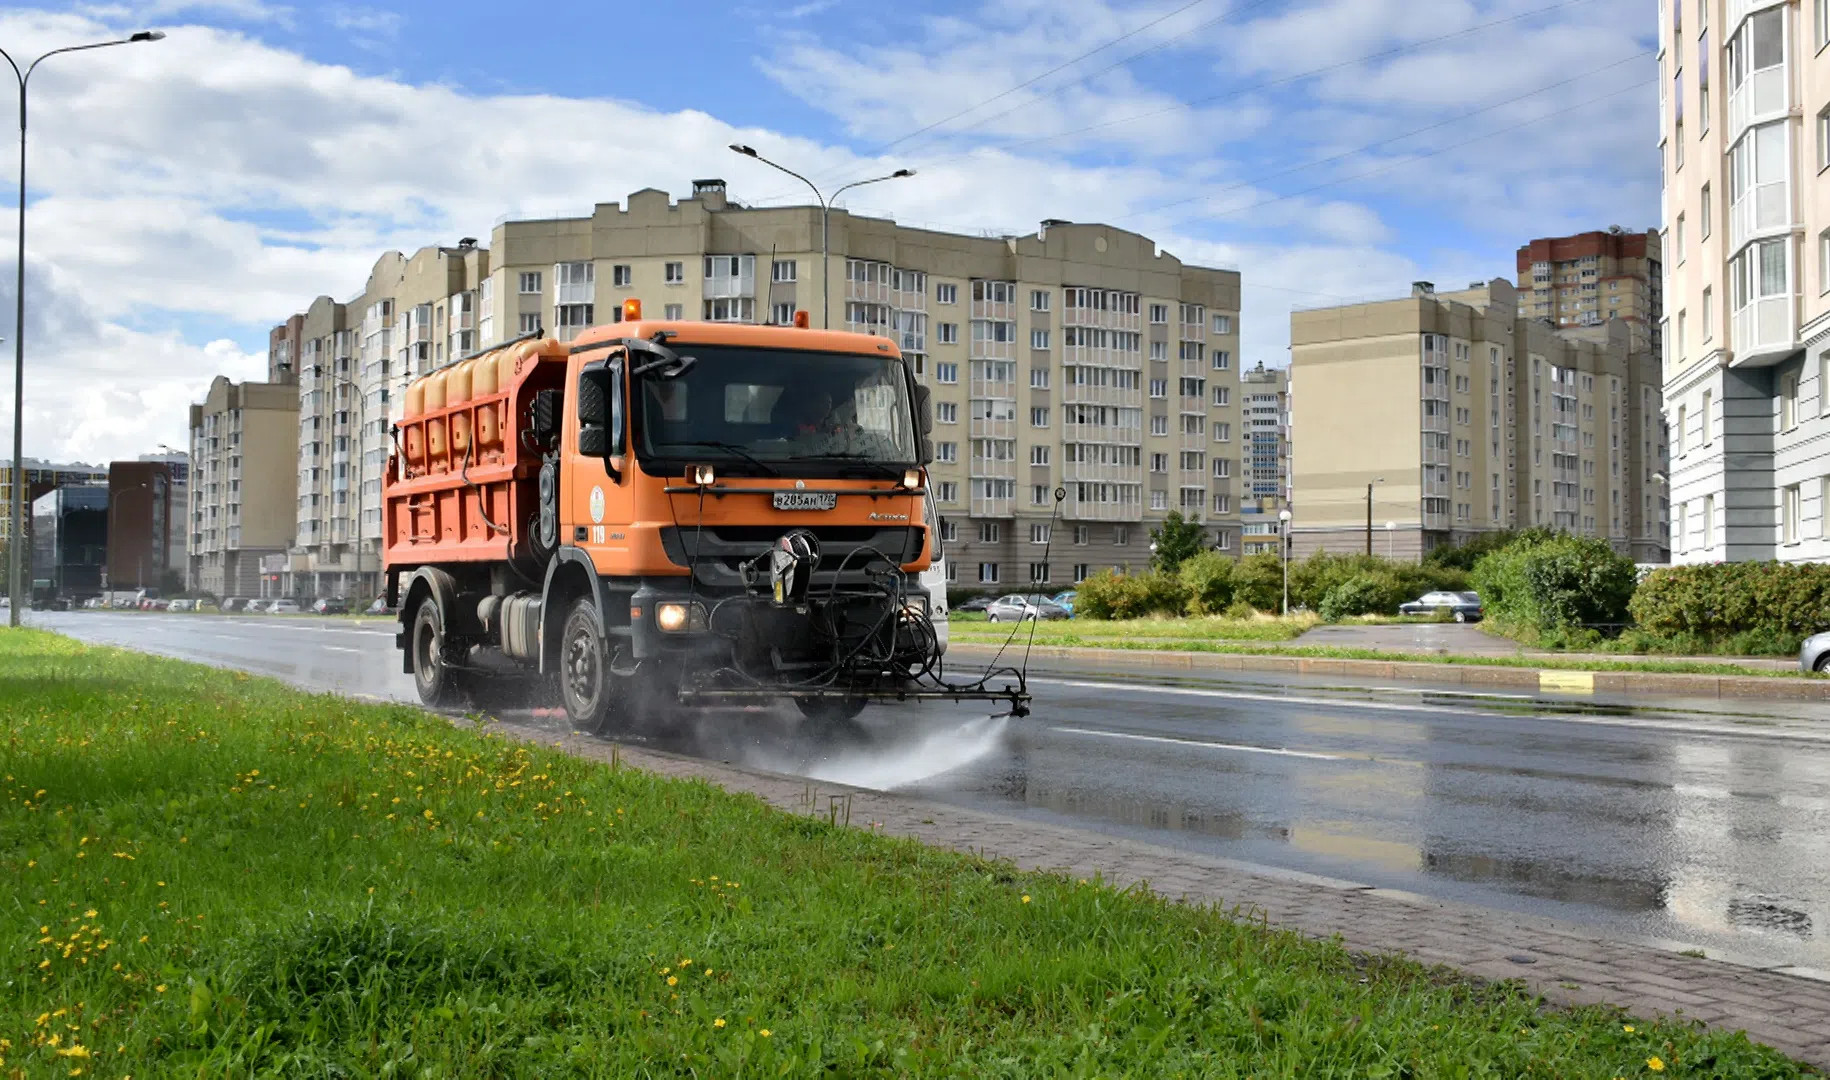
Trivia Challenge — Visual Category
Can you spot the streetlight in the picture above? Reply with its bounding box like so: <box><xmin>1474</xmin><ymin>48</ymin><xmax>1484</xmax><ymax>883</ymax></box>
<box><xmin>3</xmin><ymin>29</ymin><xmax>166</xmax><ymax>627</ymax></box>
<box><xmin>728</xmin><ymin>145</ymin><xmax>915</xmax><ymax>329</ymax></box>
<box><xmin>1278</xmin><ymin>507</ymin><xmax>1292</xmax><ymax>616</ymax></box>
<box><xmin>1364</xmin><ymin>477</ymin><xmax>1384</xmax><ymax>557</ymax></box>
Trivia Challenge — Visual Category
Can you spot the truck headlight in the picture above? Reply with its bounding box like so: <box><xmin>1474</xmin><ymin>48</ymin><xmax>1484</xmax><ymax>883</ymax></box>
<box><xmin>655</xmin><ymin>601</ymin><xmax>708</xmax><ymax>632</ymax></box>
<box><xmin>900</xmin><ymin>595</ymin><xmax>930</xmax><ymax>621</ymax></box>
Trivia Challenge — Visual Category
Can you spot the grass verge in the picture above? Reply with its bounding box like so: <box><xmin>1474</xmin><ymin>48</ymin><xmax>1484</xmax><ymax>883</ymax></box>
<box><xmin>0</xmin><ymin>628</ymin><xmax>1811</xmax><ymax>1076</ymax></box>
<box><xmin>951</xmin><ymin>612</ymin><xmax>1320</xmax><ymax>643</ymax></box>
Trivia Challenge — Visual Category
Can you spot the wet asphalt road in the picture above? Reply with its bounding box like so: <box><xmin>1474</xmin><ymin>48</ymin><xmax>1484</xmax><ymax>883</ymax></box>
<box><xmin>28</xmin><ymin>610</ymin><xmax>1830</xmax><ymax>972</ymax></box>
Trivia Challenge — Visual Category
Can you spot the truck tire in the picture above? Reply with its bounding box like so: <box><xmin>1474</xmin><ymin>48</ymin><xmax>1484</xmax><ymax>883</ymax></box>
<box><xmin>559</xmin><ymin>596</ymin><xmax>622</xmax><ymax>734</ymax></box>
<box><xmin>410</xmin><ymin>597</ymin><xmax>469</xmax><ymax>708</ymax></box>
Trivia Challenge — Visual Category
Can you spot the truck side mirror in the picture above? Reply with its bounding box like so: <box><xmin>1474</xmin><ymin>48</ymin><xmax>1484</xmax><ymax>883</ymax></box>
<box><xmin>577</xmin><ymin>360</ymin><xmax>623</xmax><ymax>482</ymax></box>
<box><xmin>912</xmin><ymin>383</ymin><xmax>934</xmax><ymax>436</ymax></box>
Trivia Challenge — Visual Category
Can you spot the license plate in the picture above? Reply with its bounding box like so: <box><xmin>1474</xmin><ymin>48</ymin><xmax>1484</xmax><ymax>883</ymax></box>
<box><xmin>773</xmin><ymin>491</ymin><xmax>837</xmax><ymax>511</ymax></box>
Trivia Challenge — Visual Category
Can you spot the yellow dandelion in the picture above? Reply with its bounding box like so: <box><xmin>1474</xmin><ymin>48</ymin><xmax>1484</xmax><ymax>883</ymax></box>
<box><xmin>1647</xmin><ymin>1057</ymin><xmax>1665</xmax><ymax>1072</ymax></box>
<box><xmin>1623</xmin><ymin>1024</ymin><xmax>1635</xmax><ymax>1033</ymax></box>
<box><xmin>153</xmin><ymin>985</ymin><xmax>165</xmax><ymax>993</ymax></box>
<box><xmin>713</xmin><ymin>1018</ymin><xmax>726</xmax><ymax>1029</ymax></box>
<box><xmin>1021</xmin><ymin>895</ymin><xmax>1031</xmax><ymax>904</ymax></box>
<box><xmin>666</xmin><ymin>975</ymin><xmax>678</xmax><ymax>987</ymax></box>
<box><xmin>704</xmin><ymin>968</ymin><xmax>713</xmax><ymax>976</ymax></box>
<box><xmin>83</xmin><ymin>910</ymin><xmax>96</xmax><ymax>918</ymax></box>
<box><xmin>759</xmin><ymin>1029</ymin><xmax>771</xmax><ymax>1038</ymax></box>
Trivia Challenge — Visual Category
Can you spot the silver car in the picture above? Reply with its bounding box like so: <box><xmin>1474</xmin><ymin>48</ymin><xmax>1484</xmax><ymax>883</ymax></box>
<box><xmin>1801</xmin><ymin>632</ymin><xmax>1830</xmax><ymax>673</ymax></box>
<box><xmin>985</xmin><ymin>594</ymin><xmax>1071</xmax><ymax>622</ymax></box>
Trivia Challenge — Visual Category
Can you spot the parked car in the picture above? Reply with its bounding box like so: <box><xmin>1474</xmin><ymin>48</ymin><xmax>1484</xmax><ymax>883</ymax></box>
<box><xmin>363</xmin><ymin>597</ymin><xmax>396</xmax><ymax>617</ymax></box>
<box><xmin>313</xmin><ymin>597</ymin><xmax>350</xmax><ymax>615</ymax></box>
<box><xmin>955</xmin><ymin>596</ymin><xmax>994</xmax><ymax>613</ymax></box>
<box><xmin>1050</xmin><ymin>590</ymin><xmax>1078</xmax><ymax>614</ymax></box>
<box><xmin>1398</xmin><ymin>590</ymin><xmax>1484</xmax><ymax>622</ymax></box>
<box><xmin>1801</xmin><ymin>632</ymin><xmax>1830</xmax><ymax>673</ymax></box>
<box><xmin>168</xmin><ymin>599</ymin><xmax>193</xmax><ymax>612</ymax></box>
<box><xmin>268</xmin><ymin>599</ymin><xmax>302</xmax><ymax>614</ymax></box>
<box><xmin>985</xmin><ymin>594</ymin><xmax>1072</xmax><ymax>622</ymax></box>
<box><xmin>242</xmin><ymin>599</ymin><xmax>270</xmax><ymax>613</ymax></box>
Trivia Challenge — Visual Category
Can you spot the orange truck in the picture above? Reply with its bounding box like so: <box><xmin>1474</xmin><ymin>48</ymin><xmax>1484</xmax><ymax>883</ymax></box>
<box><xmin>382</xmin><ymin>301</ymin><xmax>1028</xmax><ymax>731</ymax></box>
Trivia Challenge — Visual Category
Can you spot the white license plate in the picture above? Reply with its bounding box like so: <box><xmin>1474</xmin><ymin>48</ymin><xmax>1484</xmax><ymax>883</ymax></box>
<box><xmin>772</xmin><ymin>491</ymin><xmax>837</xmax><ymax>511</ymax></box>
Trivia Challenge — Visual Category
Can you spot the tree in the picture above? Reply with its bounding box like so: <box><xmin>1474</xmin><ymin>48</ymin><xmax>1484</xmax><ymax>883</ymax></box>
<box><xmin>1148</xmin><ymin>510</ymin><xmax>1207</xmax><ymax>574</ymax></box>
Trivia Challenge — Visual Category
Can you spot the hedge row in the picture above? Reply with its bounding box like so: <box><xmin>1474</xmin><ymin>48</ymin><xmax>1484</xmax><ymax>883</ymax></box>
<box><xmin>1629</xmin><ymin>562</ymin><xmax>1830</xmax><ymax>650</ymax></box>
<box><xmin>1073</xmin><ymin>551</ymin><xmax>1468</xmax><ymax>620</ymax></box>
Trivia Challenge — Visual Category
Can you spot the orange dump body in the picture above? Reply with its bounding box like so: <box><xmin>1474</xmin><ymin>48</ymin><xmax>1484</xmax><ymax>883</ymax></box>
<box><xmin>383</xmin><ymin>336</ymin><xmax>569</xmax><ymax>569</ymax></box>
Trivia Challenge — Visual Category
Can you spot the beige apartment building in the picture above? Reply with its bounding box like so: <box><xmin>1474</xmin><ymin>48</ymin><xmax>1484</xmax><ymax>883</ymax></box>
<box><xmin>1290</xmin><ymin>279</ymin><xmax>1669</xmax><ymax>562</ymax></box>
<box><xmin>1660</xmin><ymin>0</ymin><xmax>1830</xmax><ymax>563</ymax></box>
<box><xmin>1516</xmin><ymin>229</ymin><xmax>1664</xmax><ymax>353</ymax></box>
<box><xmin>187</xmin><ymin>375</ymin><xmax>299</xmax><ymax>597</ymax></box>
<box><xmin>266</xmin><ymin>181</ymin><xmax>1245</xmax><ymax>592</ymax></box>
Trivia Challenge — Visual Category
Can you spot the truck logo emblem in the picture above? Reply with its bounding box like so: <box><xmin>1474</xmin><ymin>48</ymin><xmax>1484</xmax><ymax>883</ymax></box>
<box><xmin>868</xmin><ymin>512</ymin><xmax>908</xmax><ymax>521</ymax></box>
<box><xmin>795</xmin><ymin>480</ymin><xmax>806</xmax><ymax>489</ymax></box>
<box><xmin>589</xmin><ymin>486</ymin><xmax>605</xmax><ymax>524</ymax></box>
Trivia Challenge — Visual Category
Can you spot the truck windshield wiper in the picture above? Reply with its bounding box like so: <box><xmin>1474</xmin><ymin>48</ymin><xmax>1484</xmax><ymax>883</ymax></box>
<box><xmin>659</xmin><ymin>440</ymin><xmax>778</xmax><ymax>476</ymax></box>
<box><xmin>798</xmin><ymin>452</ymin><xmax>906</xmax><ymax>478</ymax></box>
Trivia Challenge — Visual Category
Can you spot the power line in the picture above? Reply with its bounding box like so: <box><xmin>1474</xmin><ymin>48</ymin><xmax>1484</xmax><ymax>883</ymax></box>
<box><xmin>1126</xmin><ymin>75</ymin><xmax>1651</xmax><ymax>228</ymax></box>
<box><xmin>1123</xmin><ymin>48</ymin><xmax>1653</xmax><ymax>223</ymax></box>
<box><xmin>866</xmin><ymin>0</ymin><xmax>1212</xmax><ymax>157</ymax></box>
<box><xmin>921</xmin><ymin>0</ymin><xmax>1607</xmax><ymax>168</ymax></box>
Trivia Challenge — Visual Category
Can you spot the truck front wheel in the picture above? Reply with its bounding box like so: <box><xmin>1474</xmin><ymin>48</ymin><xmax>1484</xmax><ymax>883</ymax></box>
<box><xmin>560</xmin><ymin>596</ymin><xmax>621</xmax><ymax>734</ymax></box>
<box><xmin>411</xmin><ymin>598</ymin><xmax>469</xmax><ymax>708</ymax></box>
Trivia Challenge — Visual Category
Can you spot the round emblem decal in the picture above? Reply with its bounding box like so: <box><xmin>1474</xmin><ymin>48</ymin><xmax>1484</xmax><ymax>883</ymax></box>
<box><xmin>795</xmin><ymin>479</ymin><xmax>807</xmax><ymax>490</ymax></box>
<box><xmin>589</xmin><ymin>486</ymin><xmax>605</xmax><ymax>524</ymax></box>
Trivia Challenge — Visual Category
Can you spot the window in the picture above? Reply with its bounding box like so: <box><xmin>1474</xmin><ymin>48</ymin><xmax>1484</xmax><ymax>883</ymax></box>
<box><xmin>518</xmin><ymin>271</ymin><xmax>542</xmax><ymax>294</ymax></box>
<box><xmin>1822</xmin><ymin>352</ymin><xmax>1830</xmax><ymax>415</ymax></box>
<box><xmin>1150</xmin><ymin>490</ymin><xmax>1168</xmax><ymax>510</ymax></box>
<box><xmin>1678</xmin><ymin>309</ymin><xmax>1687</xmax><ymax>356</ymax></box>
<box><xmin>1031</xmin><ymin>367</ymin><xmax>1049</xmax><ymax>389</ymax></box>
<box><xmin>1702</xmin><ymin>287</ymin><xmax>1713</xmax><ymax>341</ymax></box>
<box><xmin>771</xmin><ymin>260</ymin><xmax>797</xmax><ymax>283</ymax></box>
<box><xmin>664</xmin><ymin>303</ymin><xmax>684</xmax><ymax>321</ymax></box>
<box><xmin>1074</xmin><ymin>564</ymin><xmax>1090</xmax><ymax>583</ymax></box>
<box><xmin>1824</xmin><ymin>477</ymin><xmax>1830</xmax><ymax>539</ymax></box>
<box><xmin>1030</xmin><ymin>445</ymin><xmax>1050</xmax><ymax>466</ymax></box>
<box><xmin>1703</xmin><ymin>494</ymin><xmax>1715</xmax><ymax>547</ymax></box>
<box><xmin>1701</xmin><ymin>389</ymin><xmax>1712</xmax><ymax>443</ymax></box>
<box><xmin>703</xmin><ymin>298</ymin><xmax>753</xmax><ymax>322</ymax></box>
<box><xmin>664</xmin><ymin>261</ymin><xmax>684</xmax><ymax>284</ymax></box>
<box><xmin>937</xmin><ymin>481</ymin><xmax>959</xmax><ymax>504</ymax></box>
<box><xmin>612</xmin><ymin>264</ymin><xmax>633</xmax><ymax>288</ymax></box>
<box><xmin>1149</xmin><ymin>341</ymin><xmax>1168</xmax><ymax>362</ymax></box>
<box><xmin>1149</xmin><ymin>378</ymin><xmax>1167</xmax><ymax>398</ymax></box>
<box><xmin>772</xmin><ymin>302</ymin><xmax>796</xmax><ymax>325</ymax></box>
<box><xmin>1701</xmin><ymin>183</ymin><xmax>1712</xmax><ymax>241</ymax></box>
<box><xmin>1676</xmin><ymin>214</ymin><xmax>1685</xmax><ymax>263</ymax></box>
<box><xmin>1150</xmin><ymin>453</ymin><xmax>1168</xmax><ymax>473</ymax></box>
<box><xmin>1030</xmin><ymin>524</ymin><xmax>1051</xmax><ymax>544</ymax></box>
<box><xmin>1212</xmin><ymin>314</ymin><xmax>1232</xmax><ymax>335</ymax></box>
<box><xmin>1215</xmin><ymin>423</ymin><xmax>1231</xmax><ymax>442</ymax></box>
<box><xmin>1149</xmin><ymin>303</ymin><xmax>1169</xmax><ymax>324</ymax></box>
<box><xmin>1676</xmin><ymin>404</ymin><xmax>1687</xmax><ymax>454</ymax></box>
<box><xmin>1819</xmin><ymin>0</ymin><xmax>1828</xmax><ymax>50</ymax></box>
<box><xmin>1784</xmin><ymin>483</ymin><xmax>1802</xmax><ymax>543</ymax></box>
<box><xmin>1213</xmin><ymin>493</ymin><xmax>1231</xmax><ymax>514</ymax></box>
<box><xmin>979</xmin><ymin>522</ymin><xmax>1001</xmax><ymax>543</ymax></box>
<box><xmin>554</xmin><ymin>303</ymin><xmax>594</xmax><ymax>340</ymax></box>
<box><xmin>1030</xmin><ymin>408</ymin><xmax>1049</xmax><ymax>428</ymax></box>
<box><xmin>979</xmin><ymin>563</ymin><xmax>1000</xmax><ymax>584</ymax></box>
<box><xmin>1031</xmin><ymin>329</ymin><xmax>1051</xmax><ymax>350</ymax></box>
<box><xmin>1213</xmin><ymin>386</ymin><xmax>1229</xmax><ymax>406</ymax></box>
<box><xmin>937</xmin><ymin>323</ymin><xmax>959</xmax><ymax>345</ymax></box>
<box><xmin>937</xmin><ymin>362</ymin><xmax>959</xmax><ymax>384</ymax></box>
<box><xmin>1783</xmin><ymin>372</ymin><xmax>1800</xmax><ymax>430</ymax></box>
<box><xmin>1073</xmin><ymin>525</ymin><xmax>1089</xmax><ymax>545</ymax></box>
<box><xmin>937</xmin><ymin>402</ymin><xmax>958</xmax><ymax>424</ymax></box>
<box><xmin>936</xmin><ymin>441</ymin><xmax>958</xmax><ymax>463</ymax></box>
<box><xmin>1213</xmin><ymin>458</ymin><xmax>1231</xmax><ymax>478</ymax></box>
<box><xmin>1150</xmin><ymin>416</ymin><xmax>1169</xmax><ymax>436</ymax></box>
<box><xmin>1676</xmin><ymin>501</ymin><xmax>1688</xmax><ymax>554</ymax></box>
<box><xmin>1216</xmin><ymin>531</ymin><xmax>1232</xmax><ymax>551</ymax></box>
<box><xmin>1211</xmin><ymin>350</ymin><xmax>1231</xmax><ymax>371</ymax></box>
<box><xmin>1031</xmin><ymin>290</ymin><xmax>1050</xmax><ymax>312</ymax></box>
<box><xmin>1116</xmin><ymin>526</ymin><xmax>1130</xmax><ymax>545</ymax></box>
<box><xmin>1821</xmin><ymin>231</ymin><xmax>1830</xmax><ymax>294</ymax></box>
<box><xmin>937</xmin><ymin>283</ymin><xmax>958</xmax><ymax>305</ymax></box>
<box><xmin>518</xmin><ymin>312</ymin><xmax>541</xmax><ymax>334</ymax></box>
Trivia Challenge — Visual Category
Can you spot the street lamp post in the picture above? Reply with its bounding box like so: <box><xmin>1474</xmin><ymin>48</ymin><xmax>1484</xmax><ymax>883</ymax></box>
<box><xmin>3</xmin><ymin>29</ymin><xmax>165</xmax><ymax>627</ymax></box>
<box><xmin>1278</xmin><ymin>507</ymin><xmax>1292</xmax><ymax>616</ymax></box>
<box><xmin>1364</xmin><ymin>477</ymin><xmax>1384</xmax><ymax>557</ymax></box>
<box><xmin>728</xmin><ymin>145</ymin><xmax>914</xmax><ymax>329</ymax></box>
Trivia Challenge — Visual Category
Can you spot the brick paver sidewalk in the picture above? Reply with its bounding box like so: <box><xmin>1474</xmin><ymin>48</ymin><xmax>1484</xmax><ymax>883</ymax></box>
<box><xmin>496</xmin><ymin>718</ymin><xmax>1830</xmax><ymax>1066</ymax></box>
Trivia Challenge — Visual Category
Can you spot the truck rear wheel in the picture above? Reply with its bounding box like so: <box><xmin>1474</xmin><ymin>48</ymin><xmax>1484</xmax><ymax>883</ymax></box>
<box><xmin>560</xmin><ymin>596</ymin><xmax>623</xmax><ymax>734</ymax></box>
<box><xmin>411</xmin><ymin>598</ymin><xmax>469</xmax><ymax>708</ymax></box>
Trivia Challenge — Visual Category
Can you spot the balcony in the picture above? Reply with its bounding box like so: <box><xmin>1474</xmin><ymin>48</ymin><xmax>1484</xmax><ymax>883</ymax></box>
<box><xmin>969</xmin><ymin>376</ymin><xmax>1017</xmax><ymax>400</ymax></box>
<box><xmin>1063</xmin><ymin>460</ymin><xmax>1143</xmax><ymax>484</ymax></box>
<box><xmin>1179</xmin><ymin>470</ymin><xmax>1209</xmax><ymax>490</ymax></box>
<box><xmin>1178</xmin><ymin>395</ymin><xmax>1206</xmax><ymax>415</ymax></box>
<box><xmin>846</xmin><ymin>277</ymin><xmax>890</xmax><ymax>305</ymax></box>
<box><xmin>1179</xmin><ymin>432</ymin><xmax>1208</xmax><ymax>452</ymax></box>
<box><xmin>894</xmin><ymin>288</ymin><xmax>926</xmax><ymax>312</ymax></box>
<box><xmin>1729</xmin><ymin>179</ymin><xmax>1791</xmax><ymax>253</ymax></box>
<box><xmin>1062</xmin><ymin>420</ymin><xmax>1137</xmax><ymax>444</ymax></box>
<box><xmin>845</xmin><ymin>317</ymin><xmax>892</xmax><ymax>338</ymax></box>
<box><xmin>970</xmin><ymin>416</ymin><xmax>1015</xmax><ymax>440</ymax></box>
<box><xmin>969</xmin><ymin>336</ymin><xmax>1016</xmax><ymax>361</ymax></box>
<box><xmin>1062</xmin><ymin>383</ymin><xmax>1142</xmax><ymax>408</ymax></box>
<box><xmin>1062</xmin><ymin>298</ymin><xmax>1141</xmax><ymax>332</ymax></box>
<box><xmin>1422</xmin><ymin>413</ymin><xmax>1449</xmax><ymax>433</ymax></box>
<box><xmin>969</xmin><ymin>456</ymin><xmax>1016</xmax><ymax>479</ymax></box>
<box><xmin>971</xmin><ymin>495</ymin><xmax>1016</xmax><ymax>518</ymax></box>
<box><xmin>1061</xmin><ymin>495</ymin><xmax>1142</xmax><ymax>522</ymax></box>
<box><xmin>971</xmin><ymin>295</ymin><xmax>1015</xmax><ymax>321</ymax></box>
<box><xmin>1179</xmin><ymin>321</ymin><xmax>1207</xmax><ymax>343</ymax></box>
<box><xmin>1180</xmin><ymin>358</ymin><xmax>1207</xmax><ymax>380</ymax></box>
<box><xmin>1732</xmin><ymin>291</ymin><xmax>1796</xmax><ymax>364</ymax></box>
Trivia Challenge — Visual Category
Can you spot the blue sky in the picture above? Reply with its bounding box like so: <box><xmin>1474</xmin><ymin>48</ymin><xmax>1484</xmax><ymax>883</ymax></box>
<box><xmin>1</xmin><ymin>0</ymin><xmax>1656</xmax><ymax>461</ymax></box>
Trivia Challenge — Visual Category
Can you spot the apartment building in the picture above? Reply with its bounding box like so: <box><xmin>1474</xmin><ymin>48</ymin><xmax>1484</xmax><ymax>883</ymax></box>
<box><xmin>1516</xmin><ymin>229</ymin><xmax>1664</xmax><ymax>352</ymax></box>
<box><xmin>1660</xmin><ymin>0</ymin><xmax>1830</xmax><ymax>562</ymax></box>
<box><xmin>1237</xmin><ymin>363</ymin><xmax>1291</xmax><ymax>556</ymax></box>
<box><xmin>104</xmin><ymin>459</ymin><xmax>183</xmax><ymax>593</ymax></box>
<box><xmin>30</xmin><ymin>484</ymin><xmax>107</xmax><ymax>600</ymax></box>
<box><xmin>0</xmin><ymin>459</ymin><xmax>107</xmax><ymax>548</ymax></box>
<box><xmin>187</xmin><ymin>375</ymin><xmax>299</xmax><ymax>597</ymax></box>
<box><xmin>262</xmin><ymin>181</ymin><xmax>1244</xmax><ymax>590</ymax></box>
<box><xmin>1290</xmin><ymin>279</ymin><xmax>1668</xmax><ymax>562</ymax></box>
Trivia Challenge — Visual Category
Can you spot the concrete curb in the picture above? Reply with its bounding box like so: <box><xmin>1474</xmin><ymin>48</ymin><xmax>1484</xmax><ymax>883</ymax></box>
<box><xmin>947</xmin><ymin>642</ymin><xmax>1830</xmax><ymax>702</ymax></box>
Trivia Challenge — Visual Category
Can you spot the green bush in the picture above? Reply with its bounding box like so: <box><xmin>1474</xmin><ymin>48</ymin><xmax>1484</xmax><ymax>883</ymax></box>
<box><xmin>1074</xmin><ymin>570</ymin><xmax>1190</xmax><ymax>620</ymax></box>
<box><xmin>1422</xmin><ymin>529</ymin><xmax>1549</xmax><ymax>572</ymax></box>
<box><xmin>1178</xmin><ymin>550</ymin><xmax>1236</xmax><ymax>615</ymax></box>
<box><xmin>1231</xmin><ymin>553</ymin><xmax>1286</xmax><ymax>612</ymax></box>
<box><xmin>1224</xmin><ymin>599</ymin><xmax>1259</xmax><ymax>620</ymax></box>
<box><xmin>1148</xmin><ymin>510</ymin><xmax>1208</xmax><ymax>574</ymax></box>
<box><xmin>1318</xmin><ymin>575</ymin><xmax>1394</xmax><ymax>621</ymax></box>
<box><xmin>1288</xmin><ymin>552</ymin><xmax>1465</xmax><ymax>614</ymax></box>
<box><xmin>1628</xmin><ymin>562</ymin><xmax>1830</xmax><ymax>653</ymax></box>
<box><xmin>1471</xmin><ymin>532</ymin><xmax>1636</xmax><ymax>633</ymax></box>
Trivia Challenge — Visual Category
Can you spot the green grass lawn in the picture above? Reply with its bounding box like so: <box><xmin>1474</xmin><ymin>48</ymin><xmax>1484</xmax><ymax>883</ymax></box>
<box><xmin>950</xmin><ymin>613</ymin><xmax>1319</xmax><ymax>643</ymax></box>
<box><xmin>0</xmin><ymin>629</ymin><xmax>1809</xmax><ymax>1076</ymax></box>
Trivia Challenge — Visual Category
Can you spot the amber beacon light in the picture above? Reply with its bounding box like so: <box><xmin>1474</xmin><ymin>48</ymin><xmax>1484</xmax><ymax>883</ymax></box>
<box><xmin>623</xmin><ymin>298</ymin><xmax>642</xmax><ymax>321</ymax></box>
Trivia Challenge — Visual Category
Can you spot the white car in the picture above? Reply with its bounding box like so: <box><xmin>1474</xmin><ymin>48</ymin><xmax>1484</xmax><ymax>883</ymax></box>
<box><xmin>920</xmin><ymin>491</ymin><xmax>949</xmax><ymax>655</ymax></box>
<box><xmin>268</xmin><ymin>599</ymin><xmax>302</xmax><ymax>614</ymax></box>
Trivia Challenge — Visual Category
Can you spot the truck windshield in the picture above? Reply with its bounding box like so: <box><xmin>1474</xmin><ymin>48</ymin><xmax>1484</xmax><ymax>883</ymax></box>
<box><xmin>637</xmin><ymin>344</ymin><xmax>916</xmax><ymax>470</ymax></box>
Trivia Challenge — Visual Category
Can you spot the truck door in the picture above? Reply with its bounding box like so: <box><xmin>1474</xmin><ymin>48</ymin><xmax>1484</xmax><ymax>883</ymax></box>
<box><xmin>567</xmin><ymin>354</ymin><xmax>628</xmax><ymax>556</ymax></box>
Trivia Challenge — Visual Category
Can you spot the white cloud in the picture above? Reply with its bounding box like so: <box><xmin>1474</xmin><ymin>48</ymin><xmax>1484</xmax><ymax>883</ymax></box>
<box><xmin>326</xmin><ymin>5</ymin><xmax>402</xmax><ymax>51</ymax></box>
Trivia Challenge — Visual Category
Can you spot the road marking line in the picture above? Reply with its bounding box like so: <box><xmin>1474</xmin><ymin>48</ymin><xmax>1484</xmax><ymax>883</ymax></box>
<box><xmin>323</xmin><ymin>646</ymin><xmax>361</xmax><ymax>654</ymax></box>
<box><xmin>1050</xmin><ymin>726</ymin><xmax>1343</xmax><ymax>760</ymax></box>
